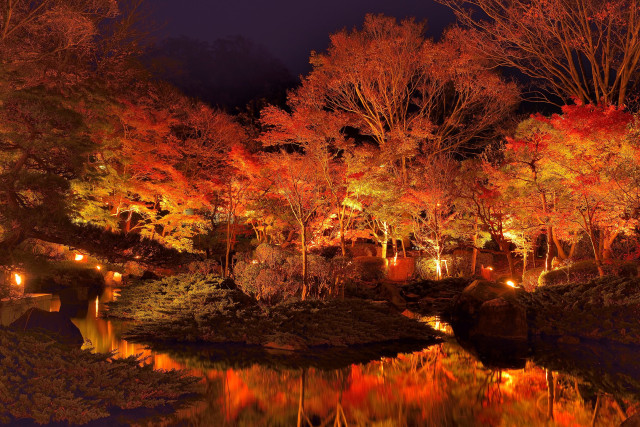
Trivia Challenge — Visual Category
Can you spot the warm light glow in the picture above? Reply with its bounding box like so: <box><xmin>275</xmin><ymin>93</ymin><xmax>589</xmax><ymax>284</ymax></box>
<box><xmin>393</xmin><ymin>252</ymin><xmax>398</xmax><ymax>265</ymax></box>
<box><xmin>251</xmin><ymin>260</ymin><xmax>259</xmax><ymax>264</ymax></box>
<box><xmin>96</xmin><ymin>265</ymin><xmax>101</xmax><ymax>270</ymax></box>
<box><xmin>487</xmin><ymin>266</ymin><xmax>493</xmax><ymax>271</ymax></box>
<box><xmin>95</xmin><ymin>296</ymin><xmax>99</xmax><ymax>317</ymax></box>
<box><xmin>74</xmin><ymin>253</ymin><xmax>84</xmax><ymax>261</ymax></box>
<box><xmin>506</xmin><ymin>280</ymin><xmax>516</xmax><ymax>288</ymax></box>
<box><xmin>134</xmin><ymin>255</ymin><xmax>141</xmax><ymax>260</ymax></box>
<box><xmin>14</xmin><ymin>273</ymin><xmax>22</xmax><ymax>286</ymax></box>
<box><xmin>113</xmin><ymin>272</ymin><xmax>122</xmax><ymax>280</ymax></box>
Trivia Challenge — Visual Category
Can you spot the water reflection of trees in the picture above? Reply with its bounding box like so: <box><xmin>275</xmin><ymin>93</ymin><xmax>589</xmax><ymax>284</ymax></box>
<box><xmin>66</xmin><ymin>292</ymin><xmax>639</xmax><ymax>425</ymax></box>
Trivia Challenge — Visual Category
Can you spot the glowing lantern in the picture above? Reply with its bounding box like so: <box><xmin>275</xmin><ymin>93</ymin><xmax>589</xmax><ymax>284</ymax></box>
<box><xmin>251</xmin><ymin>260</ymin><xmax>259</xmax><ymax>264</ymax></box>
<box><xmin>113</xmin><ymin>272</ymin><xmax>122</xmax><ymax>280</ymax></box>
<box><xmin>14</xmin><ymin>273</ymin><xmax>22</xmax><ymax>286</ymax></box>
<box><xmin>74</xmin><ymin>253</ymin><xmax>84</xmax><ymax>261</ymax></box>
<box><xmin>506</xmin><ymin>280</ymin><xmax>516</xmax><ymax>288</ymax></box>
<box><xmin>96</xmin><ymin>265</ymin><xmax>102</xmax><ymax>270</ymax></box>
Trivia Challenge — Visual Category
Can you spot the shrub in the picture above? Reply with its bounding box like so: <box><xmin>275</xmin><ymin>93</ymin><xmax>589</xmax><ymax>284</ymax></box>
<box><xmin>522</xmin><ymin>266</ymin><xmax>545</xmax><ymax>292</ymax></box>
<box><xmin>353</xmin><ymin>256</ymin><xmax>388</xmax><ymax>282</ymax></box>
<box><xmin>234</xmin><ymin>245</ymin><xmax>362</xmax><ymax>303</ymax></box>
<box><xmin>538</xmin><ymin>259</ymin><xmax>638</xmax><ymax>287</ymax></box>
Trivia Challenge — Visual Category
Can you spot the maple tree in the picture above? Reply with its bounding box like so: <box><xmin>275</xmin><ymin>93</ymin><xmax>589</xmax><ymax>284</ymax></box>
<box><xmin>458</xmin><ymin>158</ymin><xmax>519</xmax><ymax>277</ymax></box>
<box><xmin>405</xmin><ymin>156</ymin><xmax>461</xmax><ymax>279</ymax></box>
<box><xmin>441</xmin><ymin>0</ymin><xmax>640</xmax><ymax>106</ymax></box>
<box><xmin>257</xmin><ymin>152</ymin><xmax>331</xmax><ymax>299</ymax></box>
<box><xmin>0</xmin><ymin>0</ymin><xmax>144</xmax><ymax>249</ymax></box>
<box><xmin>504</xmin><ymin>103</ymin><xmax>636</xmax><ymax>276</ymax></box>
<box><xmin>300</xmin><ymin>14</ymin><xmax>517</xmax><ymax>183</ymax></box>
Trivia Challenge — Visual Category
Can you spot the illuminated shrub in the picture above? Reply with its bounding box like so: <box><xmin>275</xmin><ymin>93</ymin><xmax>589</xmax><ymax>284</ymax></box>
<box><xmin>234</xmin><ymin>244</ymin><xmax>360</xmax><ymax>302</ymax></box>
<box><xmin>537</xmin><ymin>259</ymin><xmax>638</xmax><ymax>287</ymax></box>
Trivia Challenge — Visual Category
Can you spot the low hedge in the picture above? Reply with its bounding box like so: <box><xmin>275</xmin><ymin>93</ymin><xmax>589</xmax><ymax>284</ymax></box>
<box><xmin>538</xmin><ymin>259</ymin><xmax>638</xmax><ymax>287</ymax></box>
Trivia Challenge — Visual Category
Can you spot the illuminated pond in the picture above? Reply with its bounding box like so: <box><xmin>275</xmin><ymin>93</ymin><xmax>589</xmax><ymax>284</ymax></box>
<box><xmin>50</xmin><ymin>287</ymin><xmax>640</xmax><ymax>426</ymax></box>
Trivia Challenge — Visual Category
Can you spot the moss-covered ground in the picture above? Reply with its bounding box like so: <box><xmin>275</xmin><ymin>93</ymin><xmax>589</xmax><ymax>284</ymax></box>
<box><xmin>105</xmin><ymin>274</ymin><xmax>441</xmax><ymax>350</ymax></box>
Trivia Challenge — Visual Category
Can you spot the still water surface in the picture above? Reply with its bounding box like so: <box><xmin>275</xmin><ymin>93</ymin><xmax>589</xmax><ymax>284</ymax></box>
<box><xmin>51</xmin><ymin>286</ymin><xmax>640</xmax><ymax>426</ymax></box>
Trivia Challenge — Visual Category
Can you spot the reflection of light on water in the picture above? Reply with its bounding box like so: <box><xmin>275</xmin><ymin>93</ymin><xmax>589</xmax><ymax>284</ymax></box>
<box><xmin>423</xmin><ymin>315</ymin><xmax>453</xmax><ymax>335</ymax></box>
<box><xmin>95</xmin><ymin>296</ymin><xmax>99</xmax><ymax>318</ymax></box>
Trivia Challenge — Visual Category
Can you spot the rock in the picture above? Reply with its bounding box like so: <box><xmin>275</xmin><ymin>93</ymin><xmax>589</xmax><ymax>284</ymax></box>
<box><xmin>10</xmin><ymin>308</ymin><xmax>84</xmax><ymax>348</ymax></box>
<box><xmin>401</xmin><ymin>309</ymin><xmax>419</xmax><ymax>319</ymax></box>
<box><xmin>470</xmin><ymin>297</ymin><xmax>528</xmax><ymax>340</ymax></box>
<box><xmin>453</xmin><ymin>280</ymin><xmax>528</xmax><ymax>341</ymax></box>
<box><xmin>140</xmin><ymin>270</ymin><xmax>160</xmax><ymax>281</ymax></box>
<box><xmin>379</xmin><ymin>283</ymin><xmax>406</xmax><ymax>310</ymax></box>
<box><xmin>124</xmin><ymin>261</ymin><xmax>145</xmax><ymax>277</ymax></box>
<box><xmin>454</xmin><ymin>279</ymin><xmax>517</xmax><ymax>318</ymax></box>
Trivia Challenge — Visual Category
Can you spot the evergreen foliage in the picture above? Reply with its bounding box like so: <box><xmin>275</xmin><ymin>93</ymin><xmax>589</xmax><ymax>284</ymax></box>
<box><xmin>105</xmin><ymin>273</ymin><xmax>440</xmax><ymax>348</ymax></box>
<box><xmin>0</xmin><ymin>328</ymin><xmax>200</xmax><ymax>424</ymax></box>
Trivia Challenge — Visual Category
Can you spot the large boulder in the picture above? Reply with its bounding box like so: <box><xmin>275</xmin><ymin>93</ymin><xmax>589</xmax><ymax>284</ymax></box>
<box><xmin>454</xmin><ymin>279</ymin><xmax>516</xmax><ymax>317</ymax></box>
<box><xmin>9</xmin><ymin>308</ymin><xmax>84</xmax><ymax>348</ymax></box>
<box><xmin>452</xmin><ymin>280</ymin><xmax>528</xmax><ymax>341</ymax></box>
<box><xmin>378</xmin><ymin>283</ymin><xmax>406</xmax><ymax>310</ymax></box>
<box><xmin>471</xmin><ymin>297</ymin><xmax>527</xmax><ymax>340</ymax></box>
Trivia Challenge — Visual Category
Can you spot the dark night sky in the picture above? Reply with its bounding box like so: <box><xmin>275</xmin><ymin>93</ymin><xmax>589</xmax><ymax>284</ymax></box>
<box><xmin>151</xmin><ymin>0</ymin><xmax>455</xmax><ymax>78</ymax></box>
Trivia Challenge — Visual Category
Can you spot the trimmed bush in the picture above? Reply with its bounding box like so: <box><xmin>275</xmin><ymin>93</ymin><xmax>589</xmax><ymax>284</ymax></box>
<box><xmin>538</xmin><ymin>259</ymin><xmax>638</xmax><ymax>287</ymax></box>
<box><xmin>522</xmin><ymin>266</ymin><xmax>545</xmax><ymax>291</ymax></box>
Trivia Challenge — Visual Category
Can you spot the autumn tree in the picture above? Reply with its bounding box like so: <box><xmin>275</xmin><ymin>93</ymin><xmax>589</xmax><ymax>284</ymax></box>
<box><xmin>458</xmin><ymin>159</ymin><xmax>518</xmax><ymax>277</ymax></box>
<box><xmin>300</xmin><ymin>14</ymin><xmax>517</xmax><ymax>182</ymax></box>
<box><xmin>405</xmin><ymin>156</ymin><xmax>460</xmax><ymax>279</ymax></box>
<box><xmin>258</xmin><ymin>152</ymin><xmax>331</xmax><ymax>299</ymax></box>
<box><xmin>260</xmin><ymin>93</ymin><xmax>367</xmax><ymax>256</ymax></box>
<box><xmin>505</xmin><ymin>103</ymin><xmax>636</xmax><ymax>276</ymax></box>
<box><xmin>441</xmin><ymin>0</ymin><xmax>640</xmax><ymax>106</ymax></box>
<box><xmin>0</xmin><ymin>0</ymin><xmax>144</xmax><ymax>249</ymax></box>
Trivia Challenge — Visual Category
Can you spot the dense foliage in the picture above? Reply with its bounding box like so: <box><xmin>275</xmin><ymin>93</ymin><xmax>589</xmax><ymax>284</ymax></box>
<box><xmin>105</xmin><ymin>274</ymin><xmax>441</xmax><ymax>348</ymax></box>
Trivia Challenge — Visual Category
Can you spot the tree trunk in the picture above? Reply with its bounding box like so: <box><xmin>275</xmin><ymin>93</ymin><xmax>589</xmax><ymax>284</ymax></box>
<box><xmin>471</xmin><ymin>219</ymin><xmax>479</xmax><ymax>276</ymax></box>
<box><xmin>124</xmin><ymin>211</ymin><xmax>133</xmax><ymax>233</ymax></box>
<box><xmin>401</xmin><ymin>238</ymin><xmax>407</xmax><ymax>258</ymax></box>
<box><xmin>339</xmin><ymin>212</ymin><xmax>346</xmax><ymax>256</ymax></box>
<box><xmin>545</xmin><ymin>225</ymin><xmax>556</xmax><ymax>271</ymax></box>
<box><xmin>380</xmin><ymin>232</ymin><xmax>388</xmax><ymax>259</ymax></box>
<box><xmin>301</xmin><ymin>224</ymin><xmax>308</xmax><ymax>300</ymax></box>
<box><xmin>591</xmin><ymin>394</ymin><xmax>601</xmax><ymax>427</ymax></box>
<box><xmin>501</xmin><ymin>240</ymin><xmax>515</xmax><ymax>277</ymax></box>
<box><xmin>602</xmin><ymin>230</ymin><xmax>618</xmax><ymax>260</ymax></box>
<box><xmin>297</xmin><ymin>369</ymin><xmax>306</xmax><ymax>427</ymax></box>
<box><xmin>546</xmin><ymin>369</ymin><xmax>555</xmax><ymax>420</ymax></box>
<box><xmin>552</xmin><ymin>232</ymin><xmax>567</xmax><ymax>260</ymax></box>
<box><xmin>522</xmin><ymin>249</ymin><xmax>528</xmax><ymax>282</ymax></box>
<box><xmin>588</xmin><ymin>229</ymin><xmax>605</xmax><ymax>277</ymax></box>
<box><xmin>224</xmin><ymin>213</ymin><xmax>232</xmax><ymax>277</ymax></box>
